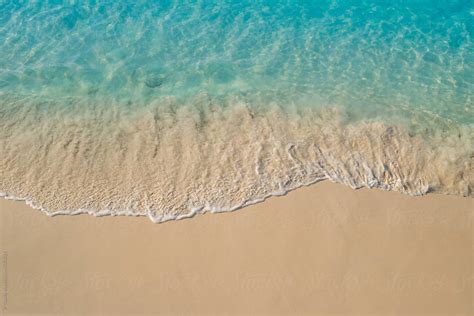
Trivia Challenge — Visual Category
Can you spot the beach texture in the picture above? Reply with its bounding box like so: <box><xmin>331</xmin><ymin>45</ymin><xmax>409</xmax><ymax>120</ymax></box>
<box><xmin>1</xmin><ymin>2</ymin><xmax>473</xmax><ymax>313</ymax></box>
<box><xmin>1</xmin><ymin>181</ymin><xmax>473</xmax><ymax>315</ymax></box>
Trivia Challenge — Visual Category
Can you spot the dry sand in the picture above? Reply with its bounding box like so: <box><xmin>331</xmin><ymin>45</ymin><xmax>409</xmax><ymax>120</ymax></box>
<box><xmin>0</xmin><ymin>181</ymin><xmax>472</xmax><ymax>315</ymax></box>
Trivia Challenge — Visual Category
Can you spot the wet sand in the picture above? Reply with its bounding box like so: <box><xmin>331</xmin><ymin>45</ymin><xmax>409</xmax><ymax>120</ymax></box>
<box><xmin>0</xmin><ymin>181</ymin><xmax>472</xmax><ymax>315</ymax></box>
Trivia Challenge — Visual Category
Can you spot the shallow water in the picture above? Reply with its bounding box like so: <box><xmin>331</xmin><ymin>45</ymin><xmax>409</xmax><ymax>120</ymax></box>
<box><xmin>0</xmin><ymin>1</ymin><xmax>472</xmax><ymax>222</ymax></box>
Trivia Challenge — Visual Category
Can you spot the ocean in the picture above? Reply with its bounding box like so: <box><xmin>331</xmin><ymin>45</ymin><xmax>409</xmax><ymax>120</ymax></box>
<box><xmin>0</xmin><ymin>0</ymin><xmax>472</xmax><ymax>222</ymax></box>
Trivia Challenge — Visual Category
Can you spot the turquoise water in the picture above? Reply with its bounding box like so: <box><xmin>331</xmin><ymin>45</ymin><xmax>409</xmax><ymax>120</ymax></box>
<box><xmin>2</xmin><ymin>1</ymin><xmax>472</xmax><ymax>121</ymax></box>
<box><xmin>0</xmin><ymin>1</ymin><xmax>472</xmax><ymax>221</ymax></box>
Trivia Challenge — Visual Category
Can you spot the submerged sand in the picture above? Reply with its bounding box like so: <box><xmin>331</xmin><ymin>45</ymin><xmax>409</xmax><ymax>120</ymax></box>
<box><xmin>1</xmin><ymin>181</ymin><xmax>472</xmax><ymax>315</ymax></box>
<box><xmin>1</xmin><ymin>98</ymin><xmax>472</xmax><ymax>222</ymax></box>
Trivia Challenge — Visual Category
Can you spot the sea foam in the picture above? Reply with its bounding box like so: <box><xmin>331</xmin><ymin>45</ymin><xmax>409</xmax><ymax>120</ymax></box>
<box><xmin>1</xmin><ymin>95</ymin><xmax>471</xmax><ymax>222</ymax></box>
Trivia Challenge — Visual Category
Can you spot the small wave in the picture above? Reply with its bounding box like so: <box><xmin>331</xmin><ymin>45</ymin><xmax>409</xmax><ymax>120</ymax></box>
<box><xmin>0</xmin><ymin>96</ymin><xmax>472</xmax><ymax>222</ymax></box>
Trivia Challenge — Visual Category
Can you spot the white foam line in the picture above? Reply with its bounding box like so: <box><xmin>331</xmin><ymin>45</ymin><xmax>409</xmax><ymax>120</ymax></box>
<box><xmin>0</xmin><ymin>172</ymin><xmax>446</xmax><ymax>224</ymax></box>
<box><xmin>0</xmin><ymin>177</ymin><xmax>329</xmax><ymax>224</ymax></box>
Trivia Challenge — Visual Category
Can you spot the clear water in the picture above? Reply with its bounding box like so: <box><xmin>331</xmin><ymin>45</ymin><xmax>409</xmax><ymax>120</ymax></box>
<box><xmin>0</xmin><ymin>1</ymin><xmax>472</xmax><ymax>222</ymax></box>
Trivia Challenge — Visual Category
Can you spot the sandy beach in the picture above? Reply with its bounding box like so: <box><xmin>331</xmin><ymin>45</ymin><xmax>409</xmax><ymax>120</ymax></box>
<box><xmin>0</xmin><ymin>181</ymin><xmax>472</xmax><ymax>315</ymax></box>
<box><xmin>1</xmin><ymin>1</ymin><xmax>472</xmax><ymax>315</ymax></box>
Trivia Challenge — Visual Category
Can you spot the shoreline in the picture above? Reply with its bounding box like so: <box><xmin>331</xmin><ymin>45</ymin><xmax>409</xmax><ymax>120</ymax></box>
<box><xmin>2</xmin><ymin>101</ymin><xmax>472</xmax><ymax>219</ymax></box>
<box><xmin>1</xmin><ymin>177</ymin><xmax>471</xmax><ymax>224</ymax></box>
<box><xmin>1</xmin><ymin>180</ymin><xmax>472</xmax><ymax>314</ymax></box>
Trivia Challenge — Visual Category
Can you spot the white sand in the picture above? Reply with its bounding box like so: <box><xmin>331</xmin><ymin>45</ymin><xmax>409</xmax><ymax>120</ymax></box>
<box><xmin>1</xmin><ymin>181</ymin><xmax>472</xmax><ymax>315</ymax></box>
